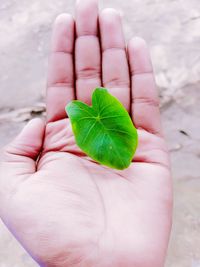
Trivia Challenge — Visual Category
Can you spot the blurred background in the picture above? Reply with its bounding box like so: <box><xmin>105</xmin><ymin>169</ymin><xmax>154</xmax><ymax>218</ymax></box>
<box><xmin>0</xmin><ymin>0</ymin><xmax>200</xmax><ymax>266</ymax></box>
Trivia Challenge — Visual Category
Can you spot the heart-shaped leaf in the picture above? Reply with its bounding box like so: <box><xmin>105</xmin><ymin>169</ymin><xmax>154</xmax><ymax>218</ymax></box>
<box><xmin>66</xmin><ymin>88</ymin><xmax>138</xmax><ymax>170</ymax></box>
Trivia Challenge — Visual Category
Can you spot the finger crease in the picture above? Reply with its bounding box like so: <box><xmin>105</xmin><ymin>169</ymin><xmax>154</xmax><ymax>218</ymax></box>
<box><xmin>51</xmin><ymin>50</ymin><xmax>73</xmax><ymax>55</ymax></box>
<box><xmin>131</xmin><ymin>70</ymin><xmax>153</xmax><ymax>77</ymax></box>
<box><xmin>133</xmin><ymin>97</ymin><xmax>159</xmax><ymax>108</ymax></box>
<box><xmin>105</xmin><ymin>79</ymin><xmax>130</xmax><ymax>88</ymax></box>
<box><xmin>77</xmin><ymin>34</ymin><xmax>98</xmax><ymax>39</ymax></box>
<box><xmin>103</xmin><ymin>47</ymin><xmax>125</xmax><ymax>53</ymax></box>
<box><xmin>136</xmin><ymin>126</ymin><xmax>163</xmax><ymax>138</ymax></box>
<box><xmin>77</xmin><ymin>67</ymin><xmax>101</xmax><ymax>80</ymax></box>
<box><xmin>48</xmin><ymin>82</ymin><xmax>74</xmax><ymax>89</ymax></box>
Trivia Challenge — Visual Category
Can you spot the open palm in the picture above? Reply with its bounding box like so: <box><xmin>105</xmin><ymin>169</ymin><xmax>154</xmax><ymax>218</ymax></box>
<box><xmin>0</xmin><ymin>1</ymin><xmax>172</xmax><ymax>267</ymax></box>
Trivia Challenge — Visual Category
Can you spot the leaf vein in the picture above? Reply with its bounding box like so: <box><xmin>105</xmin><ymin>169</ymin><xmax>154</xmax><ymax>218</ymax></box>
<box><xmin>81</xmin><ymin>120</ymin><xmax>98</xmax><ymax>145</ymax></box>
<box><xmin>101</xmin><ymin>115</ymin><xmax>126</xmax><ymax>120</ymax></box>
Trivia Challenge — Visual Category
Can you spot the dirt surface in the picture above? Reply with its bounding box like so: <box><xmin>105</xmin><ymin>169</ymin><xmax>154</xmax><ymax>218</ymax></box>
<box><xmin>0</xmin><ymin>0</ymin><xmax>200</xmax><ymax>266</ymax></box>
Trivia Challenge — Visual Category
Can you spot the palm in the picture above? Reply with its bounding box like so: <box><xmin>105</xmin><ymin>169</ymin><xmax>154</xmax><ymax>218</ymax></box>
<box><xmin>0</xmin><ymin>1</ymin><xmax>172</xmax><ymax>267</ymax></box>
<box><xmin>13</xmin><ymin>118</ymin><xmax>169</xmax><ymax>266</ymax></box>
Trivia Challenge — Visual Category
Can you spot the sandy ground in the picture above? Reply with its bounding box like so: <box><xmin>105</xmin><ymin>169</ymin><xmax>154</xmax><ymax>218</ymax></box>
<box><xmin>0</xmin><ymin>0</ymin><xmax>200</xmax><ymax>266</ymax></box>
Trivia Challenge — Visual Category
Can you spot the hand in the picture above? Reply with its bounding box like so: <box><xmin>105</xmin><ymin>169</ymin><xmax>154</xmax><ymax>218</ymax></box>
<box><xmin>0</xmin><ymin>1</ymin><xmax>172</xmax><ymax>266</ymax></box>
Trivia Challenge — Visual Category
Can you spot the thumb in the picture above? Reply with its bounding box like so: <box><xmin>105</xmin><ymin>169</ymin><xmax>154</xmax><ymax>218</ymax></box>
<box><xmin>1</xmin><ymin>118</ymin><xmax>45</xmax><ymax>175</ymax></box>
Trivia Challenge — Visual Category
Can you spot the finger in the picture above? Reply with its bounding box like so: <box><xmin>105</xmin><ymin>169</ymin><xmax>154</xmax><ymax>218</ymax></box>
<box><xmin>47</xmin><ymin>14</ymin><xmax>75</xmax><ymax>123</ymax></box>
<box><xmin>128</xmin><ymin>37</ymin><xmax>163</xmax><ymax>136</ymax></box>
<box><xmin>99</xmin><ymin>8</ymin><xmax>130</xmax><ymax>111</ymax></box>
<box><xmin>75</xmin><ymin>0</ymin><xmax>101</xmax><ymax>104</ymax></box>
<box><xmin>1</xmin><ymin>119</ymin><xmax>45</xmax><ymax>177</ymax></box>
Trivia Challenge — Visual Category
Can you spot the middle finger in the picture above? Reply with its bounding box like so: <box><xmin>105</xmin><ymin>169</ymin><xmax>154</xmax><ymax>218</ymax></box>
<box><xmin>75</xmin><ymin>0</ymin><xmax>101</xmax><ymax>104</ymax></box>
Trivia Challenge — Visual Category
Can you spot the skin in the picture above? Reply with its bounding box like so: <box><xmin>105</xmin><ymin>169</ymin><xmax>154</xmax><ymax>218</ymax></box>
<box><xmin>0</xmin><ymin>0</ymin><xmax>172</xmax><ymax>267</ymax></box>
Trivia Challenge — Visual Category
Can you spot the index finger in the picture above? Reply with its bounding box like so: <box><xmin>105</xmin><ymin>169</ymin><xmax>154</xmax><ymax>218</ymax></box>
<box><xmin>46</xmin><ymin>14</ymin><xmax>75</xmax><ymax>123</ymax></box>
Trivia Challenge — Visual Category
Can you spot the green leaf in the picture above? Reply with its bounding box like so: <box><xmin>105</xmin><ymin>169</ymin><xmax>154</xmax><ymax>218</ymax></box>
<box><xmin>65</xmin><ymin>88</ymin><xmax>138</xmax><ymax>170</ymax></box>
